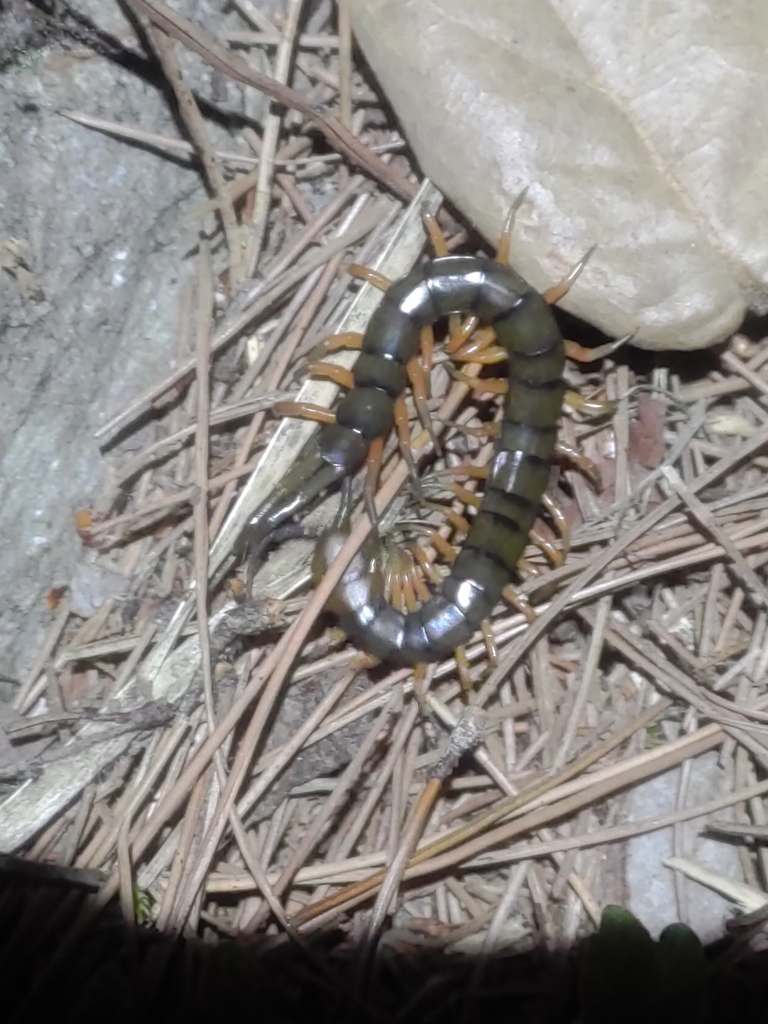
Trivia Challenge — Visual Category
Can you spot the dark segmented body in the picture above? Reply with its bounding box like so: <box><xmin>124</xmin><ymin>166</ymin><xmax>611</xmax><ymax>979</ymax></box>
<box><xmin>243</xmin><ymin>254</ymin><xmax>565</xmax><ymax>665</ymax></box>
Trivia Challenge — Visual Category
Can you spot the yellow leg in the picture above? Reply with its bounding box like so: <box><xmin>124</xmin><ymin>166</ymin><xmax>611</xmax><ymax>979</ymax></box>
<box><xmin>555</xmin><ymin>439</ymin><xmax>602</xmax><ymax>491</ymax></box>
<box><xmin>410</xmin><ymin>543</ymin><xmax>442</xmax><ymax>586</ymax></box>
<box><xmin>413</xmin><ymin>663</ymin><xmax>430</xmax><ymax>714</ymax></box>
<box><xmin>451</xmin><ymin>369</ymin><xmax>509</xmax><ymax>396</ymax></box>
<box><xmin>455</xmin><ymin>645</ymin><xmax>473</xmax><ymax>694</ymax></box>
<box><xmin>314</xmin><ymin>331</ymin><xmax>364</xmax><ymax>356</ymax></box>
<box><xmin>445</xmin><ymin>314</ymin><xmax>480</xmax><ymax>355</ymax></box>
<box><xmin>425</xmin><ymin>501</ymin><xmax>472</xmax><ymax>536</ymax></box>
<box><xmin>564</xmin><ymin>389</ymin><xmax>617</xmax><ymax>418</ymax></box>
<box><xmin>451</xmin><ymin>327</ymin><xmax>505</xmax><ymax>364</ymax></box>
<box><xmin>406</xmin><ymin>355</ymin><xmax>440</xmax><ymax>454</ymax></box>
<box><xmin>442</xmin><ymin>463</ymin><xmax>490</xmax><ymax>481</ymax></box>
<box><xmin>481</xmin><ymin>619</ymin><xmax>498</xmax><ymax>666</ymax></box>
<box><xmin>528</xmin><ymin>526</ymin><xmax>563</xmax><ymax>568</ymax></box>
<box><xmin>502</xmin><ymin>584</ymin><xmax>537</xmax><ymax>623</ymax></box>
<box><xmin>393</xmin><ymin>394</ymin><xmax>423</xmax><ymax>497</ymax></box>
<box><xmin>420</xmin><ymin>325</ymin><xmax>435</xmax><ymax>387</ymax></box>
<box><xmin>425</xmin><ymin>530</ymin><xmax>457</xmax><ymax>564</ymax></box>
<box><xmin>541</xmin><ymin>491</ymin><xmax>571</xmax><ymax>560</ymax></box>
<box><xmin>422</xmin><ymin>210</ymin><xmax>450</xmax><ymax>257</ymax></box>
<box><xmin>364</xmin><ymin>435</ymin><xmax>384</xmax><ymax>525</ymax></box>
<box><xmin>307</xmin><ymin>361</ymin><xmax>355</xmax><ymax>389</ymax></box>
<box><xmin>272</xmin><ymin>401</ymin><xmax>336</xmax><ymax>425</ymax></box>
<box><xmin>450</xmin><ymin>482</ymin><xmax>482</xmax><ymax>508</ymax></box>
<box><xmin>348</xmin><ymin>264</ymin><xmax>391</xmax><ymax>291</ymax></box>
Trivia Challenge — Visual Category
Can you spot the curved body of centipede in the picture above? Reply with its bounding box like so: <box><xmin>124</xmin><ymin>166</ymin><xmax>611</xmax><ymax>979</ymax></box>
<box><xmin>242</xmin><ymin>252</ymin><xmax>568</xmax><ymax>666</ymax></box>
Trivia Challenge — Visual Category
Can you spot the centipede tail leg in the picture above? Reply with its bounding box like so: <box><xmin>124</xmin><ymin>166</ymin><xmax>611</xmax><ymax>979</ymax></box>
<box><xmin>542</xmin><ymin>245</ymin><xmax>596</xmax><ymax>305</ymax></box>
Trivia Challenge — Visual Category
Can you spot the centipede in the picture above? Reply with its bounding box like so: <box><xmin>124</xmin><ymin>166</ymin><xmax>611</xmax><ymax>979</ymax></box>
<box><xmin>240</xmin><ymin>209</ymin><xmax>620</xmax><ymax>674</ymax></box>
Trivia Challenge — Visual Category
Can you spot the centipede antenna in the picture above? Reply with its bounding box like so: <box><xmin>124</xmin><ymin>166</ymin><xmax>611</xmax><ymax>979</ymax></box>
<box><xmin>495</xmin><ymin>187</ymin><xmax>529</xmax><ymax>265</ymax></box>
<box><xmin>542</xmin><ymin>243</ymin><xmax>597</xmax><ymax>304</ymax></box>
<box><xmin>565</xmin><ymin>330</ymin><xmax>635</xmax><ymax>365</ymax></box>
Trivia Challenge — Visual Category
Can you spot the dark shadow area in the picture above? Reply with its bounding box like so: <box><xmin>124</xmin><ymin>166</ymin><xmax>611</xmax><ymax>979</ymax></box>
<box><xmin>3</xmin><ymin>864</ymin><xmax>768</xmax><ymax>1024</ymax></box>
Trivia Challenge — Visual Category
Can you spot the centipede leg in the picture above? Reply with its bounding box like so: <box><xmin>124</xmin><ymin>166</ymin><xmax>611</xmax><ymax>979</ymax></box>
<box><xmin>450</xmin><ymin>369</ymin><xmax>509</xmax><ymax>396</ymax></box>
<box><xmin>424</xmin><ymin>501</ymin><xmax>472</xmax><ymax>537</ymax></box>
<box><xmin>495</xmin><ymin>188</ymin><xmax>528</xmax><ymax>266</ymax></box>
<box><xmin>450</xmin><ymin>482</ymin><xmax>482</xmax><ymax>508</ymax></box>
<box><xmin>394</xmin><ymin>395</ymin><xmax>423</xmax><ymax>500</ymax></box>
<box><xmin>413</xmin><ymin>663</ymin><xmax>434</xmax><ymax>718</ymax></box>
<box><xmin>445</xmin><ymin>314</ymin><xmax>480</xmax><ymax>355</ymax></box>
<box><xmin>451</xmin><ymin>327</ymin><xmax>507</xmax><ymax>365</ymax></box>
<box><xmin>502</xmin><ymin>584</ymin><xmax>537</xmax><ymax>623</ymax></box>
<box><xmin>542</xmin><ymin>245</ymin><xmax>596</xmax><ymax>305</ymax></box>
<box><xmin>348</xmin><ymin>264</ymin><xmax>391</xmax><ymax>291</ymax></box>
<box><xmin>481</xmin><ymin>620</ymin><xmax>498</xmax><ymax>667</ymax></box>
<box><xmin>429</xmin><ymin>419</ymin><xmax>500</xmax><ymax>442</ymax></box>
<box><xmin>422</xmin><ymin>210</ymin><xmax>450</xmax><ymax>257</ymax></box>
<box><xmin>564</xmin><ymin>389</ymin><xmax>617</xmax><ymax>418</ymax></box>
<box><xmin>406</xmin><ymin>355</ymin><xmax>440</xmax><ymax>455</ymax></box>
<box><xmin>307</xmin><ymin>361</ymin><xmax>356</xmax><ymax>389</ymax></box>
<box><xmin>454</xmin><ymin>646</ymin><xmax>474</xmax><ymax>694</ymax></box>
<box><xmin>313</xmin><ymin>331</ymin><xmax>364</xmax><ymax>356</ymax></box>
<box><xmin>410</xmin><ymin>543</ymin><xmax>442</xmax><ymax>586</ymax></box>
<box><xmin>420</xmin><ymin>325</ymin><xmax>435</xmax><ymax>386</ymax></box>
<box><xmin>555</xmin><ymin>438</ymin><xmax>602</xmax><ymax>490</ymax></box>
<box><xmin>541</xmin><ymin>491</ymin><xmax>571</xmax><ymax>560</ymax></box>
<box><xmin>424</xmin><ymin>529</ymin><xmax>459</xmax><ymax>565</ymax></box>
<box><xmin>565</xmin><ymin>334</ymin><xmax>632</xmax><ymax>363</ymax></box>
<box><xmin>364</xmin><ymin>436</ymin><xmax>384</xmax><ymax>528</ymax></box>
<box><xmin>528</xmin><ymin>525</ymin><xmax>564</xmax><ymax>568</ymax></box>
<box><xmin>272</xmin><ymin>401</ymin><xmax>337</xmax><ymax>425</ymax></box>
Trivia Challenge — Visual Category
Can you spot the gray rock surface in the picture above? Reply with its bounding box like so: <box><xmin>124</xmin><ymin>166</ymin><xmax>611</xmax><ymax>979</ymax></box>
<box><xmin>0</xmin><ymin>9</ymin><xmax>205</xmax><ymax>681</ymax></box>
